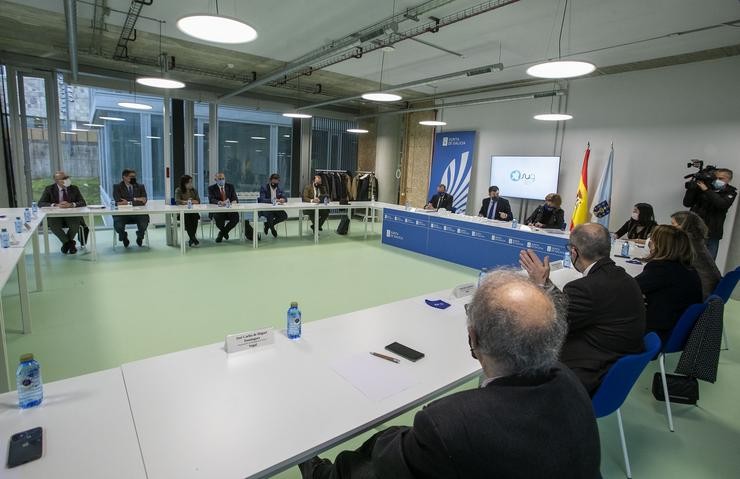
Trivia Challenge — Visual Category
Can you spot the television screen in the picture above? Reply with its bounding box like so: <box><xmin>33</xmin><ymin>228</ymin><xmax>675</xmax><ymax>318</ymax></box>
<box><xmin>490</xmin><ymin>156</ymin><xmax>561</xmax><ymax>200</ymax></box>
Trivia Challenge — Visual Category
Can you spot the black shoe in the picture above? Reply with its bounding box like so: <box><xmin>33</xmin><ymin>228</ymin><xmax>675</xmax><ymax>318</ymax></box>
<box><xmin>319</xmin><ymin>226</ymin><xmax>324</xmax><ymax>231</ymax></box>
<box><xmin>215</xmin><ymin>232</ymin><xmax>224</xmax><ymax>243</ymax></box>
<box><xmin>136</xmin><ymin>236</ymin><xmax>144</xmax><ymax>247</ymax></box>
<box><xmin>60</xmin><ymin>242</ymin><xmax>70</xmax><ymax>254</ymax></box>
<box><xmin>271</xmin><ymin>226</ymin><xmax>278</xmax><ymax>238</ymax></box>
<box><xmin>122</xmin><ymin>234</ymin><xmax>130</xmax><ymax>248</ymax></box>
<box><xmin>310</xmin><ymin>225</ymin><xmax>315</xmax><ymax>231</ymax></box>
<box><xmin>194</xmin><ymin>238</ymin><xmax>200</xmax><ymax>246</ymax></box>
<box><xmin>264</xmin><ymin>223</ymin><xmax>270</xmax><ymax>235</ymax></box>
<box><xmin>224</xmin><ymin>233</ymin><xmax>230</xmax><ymax>240</ymax></box>
<box><xmin>68</xmin><ymin>241</ymin><xmax>77</xmax><ymax>254</ymax></box>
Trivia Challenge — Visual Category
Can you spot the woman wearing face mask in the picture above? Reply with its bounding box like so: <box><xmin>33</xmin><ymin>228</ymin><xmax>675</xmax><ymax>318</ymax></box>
<box><xmin>175</xmin><ymin>174</ymin><xmax>201</xmax><ymax>247</ymax></box>
<box><xmin>614</xmin><ymin>203</ymin><xmax>657</xmax><ymax>244</ymax></box>
<box><xmin>524</xmin><ymin>193</ymin><xmax>565</xmax><ymax>230</ymax></box>
<box><xmin>670</xmin><ymin>210</ymin><xmax>721</xmax><ymax>300</ymax></box>
<box><xmin>635</xmin><ymin>225</ymin><xmax>702</xmax><ymax>342</ymax></box>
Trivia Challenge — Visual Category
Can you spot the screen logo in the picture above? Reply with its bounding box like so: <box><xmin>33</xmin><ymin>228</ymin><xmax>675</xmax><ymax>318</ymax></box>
<box><xmin>510</xmin><ymin>169</ymin><xmax>536</xmax><ymax>184</ymax></box>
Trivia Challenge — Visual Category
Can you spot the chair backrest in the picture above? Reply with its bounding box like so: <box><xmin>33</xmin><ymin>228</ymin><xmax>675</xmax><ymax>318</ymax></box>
<box><xmin>591</xmin><ymin>333</ymin><xmax>662</xmax><ymax>418</ymax></box>
<box><xmin>663</xmin><ymin>302</ymin><xmax>709</xmax><ymax>354</ymax></box>
<box><xmin>712</xmin><ymin>267</ymin><xmax>740</xmax><ymax>304</ymax></box>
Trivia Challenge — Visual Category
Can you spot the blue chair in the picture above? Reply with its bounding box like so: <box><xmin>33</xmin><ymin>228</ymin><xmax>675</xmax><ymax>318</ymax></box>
<box><xmin>655</xmin><ymin>301</ymin><xmax>709</xmax><ymax>432</ymax></box>
<box><xmin>592</xmin><ymin>333</ymin><xmax>662</xmax><ymax>479</ymax></box>
<box><xmin>712</xmin><ymin>266</ymin><xmax>739</xmax><ymax>350</ymax></box>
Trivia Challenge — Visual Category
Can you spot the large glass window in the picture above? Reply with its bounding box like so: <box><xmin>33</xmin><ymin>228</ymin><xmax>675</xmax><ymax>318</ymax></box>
<box><xmin>20</xmin><ymin>75</ymin><xmax>53</xmax><ymax>202</ymax></box>
<box><xmin>193</xmin><ymin>101</ymin><xmax>209</xmax><ymax>199</ymax></box>
<box><xmin>311</xmin><ymin>117</ymin><xmax>359</xmax><ymax>172</ymax></box>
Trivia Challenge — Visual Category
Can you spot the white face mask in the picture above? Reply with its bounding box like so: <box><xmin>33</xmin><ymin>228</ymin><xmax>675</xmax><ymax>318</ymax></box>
<box><xmin>631</xmin><ymin>212</ymin><xmax>639</xmax><ymax>221</ymax></box>
<box><xmin>62</xmin><ymin>179</ymin><xmax>72</xmax><ymax>188</ymax></box>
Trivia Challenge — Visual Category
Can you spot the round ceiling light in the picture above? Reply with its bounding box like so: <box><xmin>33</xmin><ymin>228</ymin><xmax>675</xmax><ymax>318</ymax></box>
<box><xmin>177</xmin><ymin>14</ymin><xmax>257</xmax><ymax>44</ymax></box>
<box><xmin>83</xmin><ymin>123</ymin><xmax>104</xmax><ymax>127</ymax></box>
<box><xmin>136</xmin><ymin>77</ymin><xmax>186</xmax><ymax>89</ymax></box>
<box><xmin>346</xmin><ymin>128</ymin><xmax>369</xmax><ymax>134</ymax></box>
<box><xmin>361</xmin><ymin>92</ymin><xmax>402</xmax><ymax>102</ymax></box>
<box><xmin>99</xmin><ymin>116</ymin><xmax>126</xmax><ymax>121</ymax></box>
<box><xmin>419</xmin><ymin>120</ymin><xmax>447</xmax><ymax>126</ymax></box>
<box><xmin>282</xmin><ymin>112</ymin><xmax>312</xmax><ymax>119</ymax></box>
<box><xmin>526</xmin><ymin>60</ymin><xmax>595</xmax><ymax>79</ymax></box>
<box><xmin>117</xmin><ymin>102</ymin><xmax>153</xmax><ymax>111</ymax></box>
<box><xmin>533</xmin><ymin>113</ymin><xmax>573</xmax><ymax>121</ymax></box>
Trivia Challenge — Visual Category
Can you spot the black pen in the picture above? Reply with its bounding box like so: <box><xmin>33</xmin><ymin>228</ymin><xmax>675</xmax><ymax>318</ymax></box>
<box><xmin>370</xmin><ymin>352</ymin><xmax>400</xmax><ymax>364</ymax></box>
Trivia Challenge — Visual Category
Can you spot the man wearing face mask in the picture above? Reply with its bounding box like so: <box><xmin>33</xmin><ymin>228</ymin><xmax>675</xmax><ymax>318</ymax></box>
<box><xmin>258</xmin><ymin>173</ymin><xmax>288</xmax><ymax>238</ymax></box>
<box><xmin>683</xmin><ymin>168</ymin><xmax>736</xmax><ymax>259</ymax></box>
<box><xmin>477</xmin><ymin>186</ymin><xmax>512</xmax><ymax>221</ymax></box>
<box><xmin>302</xmin><ymin>174</ymin><xmax>329</xmax><ymax>231</ymax></box>
<box><xmin>519</xmin><ymin>223</ymin><xmax>645</xmax><ymax>395</ymax></box>
<box><xmin>207</xmin><ymin>172</ymin><xmax>240</xmax><ymax>243</ymax></box>
<box><xmin>38</xmin><ymin>170</ymin><xmax>87</xmax><ymax>254</ymax></box>
<box><xmin>425</xmin><ymin>184</ymin><xmax>454</xmax><ymax>211</ymax></box>
<box><xmin>112</xmin><ymin>168</ymin><xmax>150</xmax><ymax>248</ymax></box>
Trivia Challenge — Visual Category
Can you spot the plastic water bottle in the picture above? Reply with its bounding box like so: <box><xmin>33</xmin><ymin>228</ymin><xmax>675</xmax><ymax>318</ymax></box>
<box><xmin>16</xmin><ymin>353</ymin><xmax>43</xmax><ymax>409</ymax></box>
<box><xmin>225</xmin><ymin>199</ymin><xmax>231</xmax><ymax>208</ymax></box>
<box><xmin>31</xmin><ymin>202</ymin><xmax>38</xmax><ymax>218</ymax></box>
<box><xmin>323</xmin><ymin>195</ymin><xmax>329</xmax><ymax>206</ymax></box>
<box><xmin>110</xmin><ymin>199</ymin><xmax>118</xmax><ymax>211</ymax></box>
<box><xmin>621</xmin><ymin>241</ymin><xmax>630</xmax><ymax>257</ymax></box>
<box><xmin>563</xmin><ymin>250</ymin><xmax>572</xmax><ymax>268</ymax></box>
<box><xmin>272</xmin><ymin>198</ymin><xmax>277</xmax><ymax>206</ymax></box>
<box><xmin>287</xmin><ymin>302</ymin><xmax>302</xmax><ymax>340</ymax></box>
<box><xmin>404</xmin><ymin>201</ymin><xmax>410</xmax><ymax>211</ymax></box>
<box><xmin>23</xmin><ymin>208</ymin><xmax>32</xmax><ymax>223</ymax></box>
<box><xmin>511</xmin><ymin>218</ymin><xmax>519</xmax><ymax>229</ymax></box>
<box><xmin>14</xmin><ymin>217</ymin><xmax>23</xmax><ymax>234</ymax></box>
<box><xmin>478</xmin><ymin>267</ymin><xmax>489</xmax><ymax>286</ymax></box>
<box><xmin>371</xmin><ymin>194</ymin><xmax>375</xmax><ymax>203</ymax></box>
<box><xmin>187</xmin><ymin>199</ymin><xmax>193</xmax><ymax>209</ymax></box>
<box><xmin>0</xmin><ymin>228</ymin><xmax>9</xmax><ymax>248</ymax></box>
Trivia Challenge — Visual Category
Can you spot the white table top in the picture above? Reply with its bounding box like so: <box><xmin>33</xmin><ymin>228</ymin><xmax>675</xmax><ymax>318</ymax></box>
<box><xmin>0</xmin><ymin>209</ymin><xmax>45</xmax><ymax>250</ymax></box>
<box><xmin>0</xmin><ymin>368</ymin><xmax>146</xmax><ymax>479</ymax></box>
<box><xmin>121</xmin><ymin>290</ymin><xmax>479</xmax><ymax>479</ymax></box>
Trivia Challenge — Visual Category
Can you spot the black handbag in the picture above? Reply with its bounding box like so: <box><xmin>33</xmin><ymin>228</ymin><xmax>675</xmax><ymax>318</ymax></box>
<box><xmin>336</xmin><ymin>217</ymin><xmax>350</xmax><ymax>235</ymax></box>
<box><xmin>651</xmin><ymin>373</ymin><xmax>699</xmax><ymax>405</ymax></box>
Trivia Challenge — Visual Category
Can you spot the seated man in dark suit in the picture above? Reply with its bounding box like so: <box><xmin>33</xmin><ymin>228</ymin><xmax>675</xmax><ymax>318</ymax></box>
<box><xmin>259</xmin><ymin>173</ymin><xmax>288</xmax><ymax>238</ymax></box>
<box><xmin>207</xmin><ymin>172</ymin><xmax>240</xmax><ymax>243</ymax></box>
<box><xmin>112</xmin><ymin>168</ymin><xmax>149</xmax><ymax>248</ymax></box>
<box><xmin>520</xmin><ymin>223</ymin><xmax>646</xmax><ymax>395</ymax></box>
<box><xmin>38</xmin><ymin>170</ymin><xmax>87</xmax><ymax>254</ymax></box>
<box><xmin>425</xmin><ymin>184</ymin><xmax>454</xmax><ymax>211</ymax></box>
<box><xmin>477</xmin><ymin>185</ymin><xmax>513</xmax><ymax>221</ymax></box>
<box><xmin>302</xmin><ymin>174</ymin><xmax>329</xmax><ymax>231</ymax></box>
<box><xmin>300</xmin><ymin>270</ymin><xmax>601</xmax><ymax>479</ymax></box>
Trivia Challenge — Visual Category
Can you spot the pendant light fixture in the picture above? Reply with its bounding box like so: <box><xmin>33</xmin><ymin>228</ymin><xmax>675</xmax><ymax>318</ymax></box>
<box><xmin>346</xmin><ymin>128</ymin><xmax>368</xmax><ymax>134</ymax></box>
<box><xmin>362</xmin><ymin>48</ymin><xmax>402</xmax><ymax>103</ymax></box>
<box><xmin>534</xmin><ymin>84</ymin><xmax>572</xmax><ymax>122</ymax></box>
<box><xmin>120</xmin><ymin>64</ymin><xmax>153</xmax><ymax>111</ymax></box>
<box><xmin>419</xmin><ymin>87</ymin><xmax>447</xmax><ymax>127</ymax></box>
<box><xmin>177</xmin><ymin>0</ymin><xmax>257</xmax><ymax>44</ymax></box>
<box><xmin>137</xmin><ymin>25</ymin><xmax>186</xmax><ymax>89</ymax></box>
<box><xmin>283</xmin><ymin>71</ymin><xmax>313</xmax><ymax>119</ymax></box>
<box><xmin>527</xmin><ymin>0</ymin><xmax>595</xmax><ymax>80</ymax></box>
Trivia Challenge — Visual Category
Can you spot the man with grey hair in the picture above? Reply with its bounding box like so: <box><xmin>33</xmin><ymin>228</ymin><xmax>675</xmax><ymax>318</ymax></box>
<box><xmin>38</xmin><ymin>170</ymin><xmax>87</xmax><ymax>254</ymax></box>
<box><xmin>520</xmin><ymin>222</ymin><xmax>645</xmax><ymax>395</ymax></box>
<box><xmin>299</xmin><ymin>270</ymin><xmax>601</xmax><ymax>479</ymax></box>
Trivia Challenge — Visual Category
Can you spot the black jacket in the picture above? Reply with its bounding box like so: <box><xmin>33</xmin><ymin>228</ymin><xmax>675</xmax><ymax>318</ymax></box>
<box><xmin>208</xmin><ymin>183</ymin><xmax>238</xmax><ymax>204</ymax></box>
<box><xmin>325</xmin><ymin>365</ymin><xmax>600</xmax><ymax>479</ymax></box>
<box><xmin>614</xmin><ymin>218</ymin><xmax>656</xmax><ymax>240</ymax></box>
<box><xmin>428</xmin><ymin>192</ymin><xmax>454</xmax><ymax>211</ymax></box>
<box><xmin>558</xmin><ymin>257</ymin><xmax>646</xmax><ymax>395</ymax></box>
<box><xmin>38</xmin><ymin>184</ymin><xmax>87</xmax><ymax>207</ymax></box>
<box><xmin>635</xmin><ymin>260</ymin><xmax>702</xmax><ymax>341</ymax></box>
<box><xmin>683</xmin><ymin>184</ymin><xmax>737</xmax><ymax>239</ymax></box>
<box><xmin>477</xmin><ymin>196</ymin><xmax>512</xmax><ymax>221</ymax></box>
<box><xmin>112</xmin><ymin>181</ymin><xmax>147</xmax><ymax>206</ymax></box>
<box><xmin>525</xmin><ymin>204</ymin><xmax>565</xmax><ymax>229</ymax></box>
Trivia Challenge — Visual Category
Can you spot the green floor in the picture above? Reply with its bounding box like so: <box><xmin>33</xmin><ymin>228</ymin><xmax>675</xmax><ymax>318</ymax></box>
<box><xmin>2</xmin><ymin>219</ymin><xmax>739</xmax><ymax>478</ymax></box>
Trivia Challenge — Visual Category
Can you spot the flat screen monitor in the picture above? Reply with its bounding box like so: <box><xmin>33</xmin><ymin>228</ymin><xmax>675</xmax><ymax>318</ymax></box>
<box><xmin>490</xmin><ymin>156</ymin><xmax>561</xmax><ymax>200</ymax></box>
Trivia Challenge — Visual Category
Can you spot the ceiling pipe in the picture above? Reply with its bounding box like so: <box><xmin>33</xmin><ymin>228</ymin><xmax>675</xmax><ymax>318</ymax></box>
<box><xmin>63</xmin><ymin>0</ymin><xmax>78</xmax><ymax>82</ymax></box>
<box><xmin>355</xmin><ymin>90</ymin><xmax>565</xmax><ymax>119</ymax></box>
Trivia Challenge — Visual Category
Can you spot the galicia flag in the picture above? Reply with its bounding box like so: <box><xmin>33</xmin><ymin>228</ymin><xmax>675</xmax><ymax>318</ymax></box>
<box><xmin>591</xmin><ymin>145</ymin><xmax>614</xmax><ymax>227</ymax></box>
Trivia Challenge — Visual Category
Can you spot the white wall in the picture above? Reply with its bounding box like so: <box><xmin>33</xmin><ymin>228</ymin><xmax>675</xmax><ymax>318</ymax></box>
<box><xmin>443</xmin><ymin>56</ymin><xmax>740</xmax><ymax>271</ymax></box>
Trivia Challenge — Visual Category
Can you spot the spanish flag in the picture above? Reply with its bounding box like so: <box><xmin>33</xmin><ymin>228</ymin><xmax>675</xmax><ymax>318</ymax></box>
<box><xmin>570</xmin><ymin>144</ymin><xmax>590</xmax><ymax>231</ymax></box>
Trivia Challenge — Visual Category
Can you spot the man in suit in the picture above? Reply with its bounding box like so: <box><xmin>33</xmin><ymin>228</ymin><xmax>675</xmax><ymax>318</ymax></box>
<box><xmin>38</xmin><ymin>170</ymin><xmax>87</xmax><ymax>254</ymax></box>
<box><xmin>302</xmin><ymin>174</ymin><xmax>329</xmax><ymax>231</ymax></box>
<box><xmin>259</xmin><ymin>173</ymin><xmax>288</xmax><ymax>238</ymax></box>
<box><xmin>300</xmin><ymin>270</ymin><xmax>600</xmax><ymax>479</ymax></box>
<box><xmin>520</xmin><ymin>223</ymin><xmax>646</xmax><ymax>395</ymax></box>
<box><xmin>425</xmin><ymin>184</ymin><xmax>454</xmax><ymax>211</ymax></box>
<box><xmin>112</xmin><ymin>168</ymin><xmax>149</xmax><ymax>248</ymax></box>
<box><xmin>207</xmin><ymin>172</ymin><xmax>240</xmax><ymax>243</ymax></box>
<box><xmin>477</xmin><ymin>185</ymin><xmax>512</xmax><ymax>221</ymax></box>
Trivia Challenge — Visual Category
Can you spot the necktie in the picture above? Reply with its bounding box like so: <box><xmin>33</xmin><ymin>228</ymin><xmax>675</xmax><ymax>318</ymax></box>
<box><xmin>220</xmin><ymin>187</ymin><xmax>225</xmax><ymax>201</ymax></box>
<box><xmin>437</xmin><ymin>194</ymin><xmax>443</xmax><ymax>208</ymax></box>
<box><xmin>127</xmin><ymin>185</ymin><xmax>133</xmax><ymax>201</ymax></box>
<box><xmin>62</xmin><ymin>188</ymin><xmax>68</xmax><ymax>202</ymax></box>
<box><xmin>488</xmin><ymin>200</ymin><xmax>497</xmax><ymax>219</ymax></box>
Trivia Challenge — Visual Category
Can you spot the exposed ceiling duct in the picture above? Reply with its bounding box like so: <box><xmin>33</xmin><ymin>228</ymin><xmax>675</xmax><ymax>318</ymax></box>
<box><xmin>63</xmin><ymin>0</ymin><xmax>78</xmax><ymax>82</ymax></box>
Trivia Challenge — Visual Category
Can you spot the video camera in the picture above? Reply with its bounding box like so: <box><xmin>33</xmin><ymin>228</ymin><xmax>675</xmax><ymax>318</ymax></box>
<box><xmin>684</xmin><ymin>159</ymin><xmax>717</xmax><ymax>188</ymax></box>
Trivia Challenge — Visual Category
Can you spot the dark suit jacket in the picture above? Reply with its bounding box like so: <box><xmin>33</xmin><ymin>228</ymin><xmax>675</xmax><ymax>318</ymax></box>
<box><xmin>477</xmin><ymin>196</ymin><xmax>512</xmax><ymax>220</ymax></box>
<box><xmin>328</xmin><ymin>365</ymin><xmax>600</xmax><ymax>479</ymax></box>
<box><xmin>428</xmin><ymin>192</ymin><xmax>454</xmax><ymax>211</ymax></box>
<box><xmin>558</xmin><ymin>257</ymin><xmax>646</xmax><ymax>395</ymax></box>
<box><xmin>635</xmin><ymin>260</ymin><xmax>702</xmax><ymax>340</ymax></box>
<box><xmin>525</xmin><ymin>204</ymin><xmax>565</xmax><ymax>229</ymax></box>
<box><xmin>302</xmin><ymin>183</ymin><xmax>327</xmax><ymax>202</ymax></box>
<box><xmin>258</xmin><ymin>183</ymin><xmax>286</xmax><ymax>204</ymax></box>
<box><xmin>38</xmin><ymin>184</ymin><xmax>87</xmax><ymax>207</ymax></box>
<box><xmin>683</xmin><ymin>184</ymin><xmax>737</xmax><ymax>239</ymax></box>
<box><xmin>112</xmin><ymin>182</ymin><xmax>147</xmax><ymax>206</ymax></box>
<box><xmin>207</xmin><ymin>183</ymin><xmax>238</xmax><ymax>204</ymax></box>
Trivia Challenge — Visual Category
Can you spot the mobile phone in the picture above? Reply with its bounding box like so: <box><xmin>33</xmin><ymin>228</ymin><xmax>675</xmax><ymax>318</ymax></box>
<box><xmin>7</xmin><ymin>427</ymin><xmax>43</xmax><ymax>468</ymax></box>
<box><xmin>385</xmin><ymin>342</ymin><xmax>425</xmax><ymax>362</ymax></box>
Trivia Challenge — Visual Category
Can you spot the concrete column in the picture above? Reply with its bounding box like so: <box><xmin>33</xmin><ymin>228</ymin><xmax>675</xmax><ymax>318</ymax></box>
<box><xmin>375</xmin><ymin>115</ymin><xmax>402</xmax><ymax>203</ymax></box>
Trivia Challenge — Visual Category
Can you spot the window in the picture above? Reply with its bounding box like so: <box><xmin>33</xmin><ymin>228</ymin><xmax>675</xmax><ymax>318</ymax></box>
<box><xmin>311</xmin><ymin>117</ymin><xmax>359</xmax><ymax>172</ymax></box>
<box><xmin>193</xmin><ymin>101</ymin><xmax>209</xmax><ymax>199</ymax></box>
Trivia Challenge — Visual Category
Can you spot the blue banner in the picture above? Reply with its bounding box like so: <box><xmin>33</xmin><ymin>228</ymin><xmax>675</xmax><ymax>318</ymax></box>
<box><xmin>427</xmin><ymin>131</ymin><xmax>476</xmax><ymax>213</ymax></box>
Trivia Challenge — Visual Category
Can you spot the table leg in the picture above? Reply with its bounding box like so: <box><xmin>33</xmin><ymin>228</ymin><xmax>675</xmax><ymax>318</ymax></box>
<box><xmin>17</xmin><ymin>257</ymin><xmax>31</xmax><ymax>334</ymax></box>
<box><xmin>253</xmin><ymin>210</ymin><xmax>258</xmax><ymax>249</ymax></box>
<box><xmin>371</xmin><ymin>206</ymin><xmax>376</xmax><ymax>233</ymax></box>
<box><xmin>364</xmin><ymin>207</ymin><xmax>369</xmax><ymax>239</ymax></box>
<box><xmin>0</xmin><ymin>298</ymin><xmax>10</xmax><ymax>393</ymax></box>
<box><xmin>31</xmin><ymin>229</ymin><xmax>42</xmax><ymax>292</ymax></box>
<box><xmin>88</xmin><ymin>212</ymin><xmax>97</xmax><ymax>262</ymax></box>
<box><xmin>298</xmin><ymin>209</ymin><xmax>303</xmax><ymax>238</ymax></box>
<box><xmin>180</xmin><ymin>211</ymin><xmax>186</xmax><ymax>255</ymax></box>
<box><xmin>314</xmin><ymin>208</ymin><xmax>319</xmax><ymax>244</ymax></box>
<box><xmin>43</xmin><ymin>216</ymin><xmax>49</xmax><ymax>257</ymax></box>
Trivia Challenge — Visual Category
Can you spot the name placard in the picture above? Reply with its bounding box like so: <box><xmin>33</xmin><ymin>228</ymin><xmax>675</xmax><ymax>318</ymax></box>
<box><xmin>225</xmin><ymin>328</ymin><xmax>275</xmax><ymax>353</ymax></box>
<box><xmin>452</xmin><ymin>283</ymin><xmax>476</xmax><ymax>298</ymax></box>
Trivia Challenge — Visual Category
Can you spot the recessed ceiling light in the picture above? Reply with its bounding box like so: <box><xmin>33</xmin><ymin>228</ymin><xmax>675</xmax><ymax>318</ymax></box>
<box><xmin>83</xmin><ymin>123</ymin><xmax>104</xmax><ymax>127</ymax></box>
<box><xmin>118</xmin><ymin>102</ymin><xmax>153</xmax><ymax>110</ymax></box>
<box><xmin>346</xmin><ymin>128</ymin><xmax>369</xmax><ymax>133</ymax></box>
<box><xmin>100</xmin><ymin>116</ymin><xmax>125</xmax><ymax>121</ymax></box>
<box><xmin>177</xmin><ymin>14</ymin><xmax>257</xmax><ymax>44</ymax></box>
<box><xmin>136</xmin><ymin>77</ymin><xmax>186</xmax><ymax>89</ymax></box>
<box><xmin>255</xmin><ymin>149</ymin><xmax>263</xmax><ymax>152</ymax></box>
<box><xmin>60</xmin><ymin>131</ymin><xmax>77</xmax><ymax>135</ymax></box>
<box><xmin>146</xmin><ymin>136</ymin><xmax>161</xmax><ymax>139</ymax></box>
<box><xmin>250</xmin><ymin>136</ymin><xmax>267</xmax><ymax>140</ymax></box>
<box><xmin>193</xmin><ymin>133</ymin><xmax>205</xmax><ymax>137</ymax></box>
<box><xmin>71</xmin><ymin>127</ymin><xmax>90</xmax><ymax>132</ymax></box>
<box><xmin>533</xmin><ymin>113</ymin><xmax>573</xmax><ymax>121</ymax></box>
<box><xmin>526</xmin><ymin>60</ymin><xmax>595</xmax><ymax>79</ymax></box>
<box><xmin>282</xmin><ymin>134</ymin><xmax>291</xmax><ymax>138</ymax></box>
<box><xmin>282</xmin><ymin>112</ymin><xmax>312</xmax><ymax>119</ymax></box>
<box><xmin>419</xmin><ymin>120</ymin><xmax>447</xmax><ymax>126</ymax></box>
<box><xmin>361</xmin><ymin>92</ymin><xmax>402</xmax><ymax>102</ymax></box>
<box><xmin>225</xmin><ymin>140</ymin><xmax>239</xmax><ymax>143</ymax></box>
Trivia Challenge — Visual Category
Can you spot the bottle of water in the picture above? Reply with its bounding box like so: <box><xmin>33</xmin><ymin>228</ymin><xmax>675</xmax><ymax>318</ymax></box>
<box><xmin>1</xmin><ymin>228</ymin><xmax>9</xmax><ymax>248</ymax></box>
<box><xmin>563</xmin><ymin>250</ymin><xmax>572</xmax><ymax>268</ymax></box>
<box><xmin>225</xmin><ymin>199</ymin><xmax>231</xmax><ymax>208</ymax></box>
<box><xmin>371</xmin><ymin>194</ymin><xmax>375</xmax><ymax>204</ymax></box>
<box><xmin>23</xmin><ymin>208</ymin><xmax>32</xmax><ymax>223</ymax></box>
<box><xmin>272</xmin><ymin>198</ymin><xmax>277</xmax><ymax>206</ymax></box>
<box><xmin>187</xmin><ymin>199</ymin><xmax>193</xmax><ymax>209</ymax></box>
<box><xmin>287</xmin><ymin>302</ymin><xmax>302</xmax><ymax>340</ymax></box>
<box><xmin>16</xmin><ymin>353</ymin><xmax>43</xmax><ymax>409</ymax></box>
<box><xmin>323</xmin><ymin>195</ymin><xmax>329</xmax><ymax>206</ymax></box>
<box><xmin>110</xmin><ymin>199</ymin><xmax>118</xmax><ymax>211</ymax></box>
<box><xmin>511</xmin><ymin>218</ymin><xmax>519</xmax><ymax>229</ymax></box>
<box><xmin>31</xmin><ymin>202</ymin><xmax>38</xmax><ymax>218</ymax></box>
<box><xmin>404</xmin><ymin>201</ymin><xmax>410</xmax><ymax>211</ymax></box>
<box><xmin>478</xmin><ymin>267</ymin><xmax>489</xmax><ymax>286</ymax></box>
<box><xmin>621</xmin><ymin>241</ymin><xmax>630</xmax><ymax>257</ymax></box>
<box><xmin>15</xmin><ymin>217</ymin><xmax>23</xmax><ymax>234</ymax></box>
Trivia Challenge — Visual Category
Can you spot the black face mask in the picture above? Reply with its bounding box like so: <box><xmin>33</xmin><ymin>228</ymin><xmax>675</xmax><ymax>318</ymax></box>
<box><xmin>271</xmin><ymin>183</ymin><xmax>278</xmax><ymax>187</ymax></box>
<box><xmin>314</xmin><ymin>182</ymin><xmax>320</xmax><ymax>188</ymax></box>
<box><xmin>128</xmin><ymin>177</ymin><xmax>137</xmax><ymax>185</ymax></box>
<box><xmin>468</xmin><ymin>335</ymin><xmax>478</xmax><ymax>360</ymax></box>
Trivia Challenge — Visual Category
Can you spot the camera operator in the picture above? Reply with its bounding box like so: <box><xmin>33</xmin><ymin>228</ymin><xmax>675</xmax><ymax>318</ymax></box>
<box><xmin>683</xmin><ymin>168</ymin><xmax>736</xmax><ymax>259</ymax></box>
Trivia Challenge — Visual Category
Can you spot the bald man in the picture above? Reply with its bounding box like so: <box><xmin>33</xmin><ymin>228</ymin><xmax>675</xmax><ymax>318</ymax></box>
<box><xmin>300</xmin><ymin>270</ymin><xmax>601</xmax><ymax>479</ymax></box>
<box><xmin>207</xmin><ymin>172</ymin><xmax>239</xmax><ymax>243</ymax></box>
<box><xmin>520</xmin><ymin>223</ymin><xmax>646</xmax><ymax>395</ymax></box>
<box><xmin>38</xmin><ymin>171</ymin><xmax>87</xmax><ymax>254</ymax></box>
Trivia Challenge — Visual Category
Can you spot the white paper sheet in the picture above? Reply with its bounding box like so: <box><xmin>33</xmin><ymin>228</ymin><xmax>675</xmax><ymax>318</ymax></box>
<box><xmin>330</xmin><ymin>352</ymin><xmax>415</xmax><ymax>402</ymax></box>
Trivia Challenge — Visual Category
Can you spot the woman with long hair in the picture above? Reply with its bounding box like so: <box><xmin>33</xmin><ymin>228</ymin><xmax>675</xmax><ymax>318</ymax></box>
<box><xmin>175</xmin><ymin>174</ymin><xmax>201</xmax><ymax>247</ymax></box>
<box><xmin>614</xmin><ymin>202</ymin><xmax>657</xmax><ymax>243</ymax></box>
<box><xmin>671</xmin><ymin>210</ymin><xmax>721</xmax><ymax>299</ymax></box>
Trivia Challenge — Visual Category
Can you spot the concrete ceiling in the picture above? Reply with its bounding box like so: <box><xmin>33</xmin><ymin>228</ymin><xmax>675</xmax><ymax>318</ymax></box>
<box><xmin>2</xmin><ymin>0</ymin><xmax>739</xmax><ymax>112</ymax></box>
